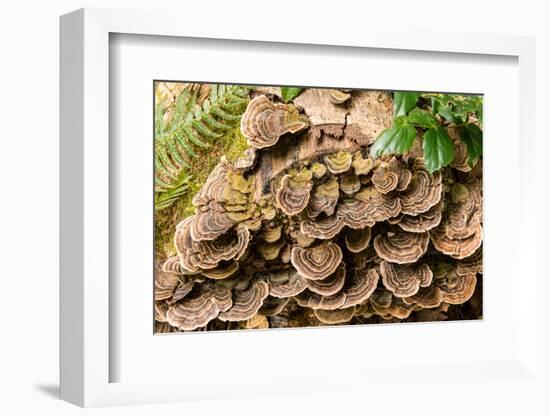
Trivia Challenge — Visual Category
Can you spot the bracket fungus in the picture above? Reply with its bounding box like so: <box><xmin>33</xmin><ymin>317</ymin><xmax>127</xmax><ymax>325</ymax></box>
<box><xmin>155</xmin><ymin>87</ymin><xmax>482</xmax><ymax>332</ymax></box>
<box><xmin>243</xmin><ymin>314</ymin><xmax>270</xmax><ymax>329</ymax></box>
<box><xmin>166</xmin><ymin>283</ymin><xmax>232</xmax><ymax>331</ymax></box>
<box><xmin>295</xmin><ymin>290</ymin><xmax>347</xmax><ymax>311</ymax></box>
<box><xmin>345</xmin><ymin>227</ymin><xmax>372</xmax><ymax>253</ymax></box>
<box><xmin>339</xmin><ymin>173</ymin><xmax>362</xmax><ymax>195</ymax></box>
<box><xmin>352</xmin><ymin>152</ymin><xmax>375</xmax><ymax>175</ymax></box>
<box><xmin>314</xmin><ymin>307</ymin><xmax>356</xmax><ymax>324</ymax></box>
<box><xmin>342</xmin><ymin>268</ymin><xmax>380</xmax><ymax>308</ymax></box>
<box><xmin>201</xmin><ymin>262</ymin><xmax>240</xmax><ymax>280</ymax></box>
<box><xmin>329</xmin><ymin>89</ymin><xmax>352</xmax><ymax>104</ymax></box>
<box><xmin>174</xmin><ymin>220</ymin><xmax>250</xmax><ymax>272</ymax></box>
<box><xmin>259</xmin><ymin>296</ymin><xmax>290</xmax><ymax>316</ymax></box>
<box><xmin>456</xmin><ymin>248</ymin><xmax>483</xmax><ymax>276</ymax></box>
<box><xmin>308</xmin><ymin>177</ymin><xmax>340</xmax><ymax>217</ymax></box>
<box><xmin>290</xmin><ymin>243</ymin><xmax>343</xmax><ymax>281</ymax></box>
<box><xmin>397</xmin><ymin>201</ymin><xmax>443</xmax><ymax>233</ymax></box>
<box><xmin>275</xmin><ymin>169</ymin><xmax>313</xmax><ymax>216</ymax></box>
<box><xmin>324</xmin><ymin>151</ymin><xmax>353</xmax><ymax>174</ymax></box>
<box><xmin>371</xmin><ymin>158</ymin><xmax>411</xmax><ymax>194</ymax></box>
<box><xmin>440</xmin><ymin>273</ymin><xmax>477</xmax><ymax>305</ymax></box>
<box><xmin>257</xmin><ymin>238</ymin><xmax>287</xmax><ymax>261</ymax></box>
<box><xmin>403</xmin><ymin>285</ymin><xmax>443</xmax><ymax>309</ymax></box>
<box><xmin>301</xmin><ymin>214</ymin><xmax>345</xmax><ymax>240</ymax></box>
<box><xmin>429</xmin><ymin>180</ymin><xmax>482</xmax><ymax>259</ymax></box>
<box><xmin>268</xmin><ymin>269</ymin><xmax>308</xmax><ymax>298</ymax></box>
<box><xmin>399</xmin><ymin>163</ymin><xmax>443</xmax><ymax>216</ymax></box>
<box><xmin>374</xmin><ymin>231</ymin><xmax>429</xmax><ymax>264</ymax></box>
<box><xmin>218</xmin><ymin>280</ymin><xmax>270</xmax><ymax>322</ymax></box>
<box><xmin>305</xmin><ymin>263</ymin><xmax>347</xmax><ymax>296</ymax></box>
<box><xmin>380</xmin><ymin>261</ymin><xmax>433</xmax><ymax>298</ymax></box>
<box><xmin>155</xmin><ymin>270</ymin><xmax>182</xmax><ymax>301</ymax></box>
<box><xmin>448</xmin><ymin>126</ymin><xmax>472</xmax><ymax>173</ymax></box>
<box><xmin>241</xmin><ymin>95</ymin><xmax>308</xmax><ymax>149</ymax></box>
<box><xmin>354</xmin><ymin>186</ymin><xmax>402</xmax><ymax>223</ymax></box>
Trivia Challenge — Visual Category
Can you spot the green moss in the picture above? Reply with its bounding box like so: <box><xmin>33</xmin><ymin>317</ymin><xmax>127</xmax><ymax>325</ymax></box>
<box><xmin>222</xmin><ymin>127</ymin><xmax>249</xmax><ymax>163</ymax></box>
<box><xmin>154</xmin><ymin>124</ymin><xmax>249</xmax><ymax>256</ymax></box>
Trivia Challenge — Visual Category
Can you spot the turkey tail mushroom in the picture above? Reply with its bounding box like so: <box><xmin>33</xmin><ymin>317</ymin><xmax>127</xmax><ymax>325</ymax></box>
<box><xmin>345</xmin><ymin>227</ymin><xmax>372</xmax><ymax>253</ymax></box>
<box><xmin>218</xmin><ymin>280</ymin><xmax>270</xmax><ymax>322</ymax></box>
<box><xmin>440</xmin><ymin>273</ymin><xmax>477</xmax><ymax>304</ymax></box>
<box><xmin>166</xmin><ymin>283</ymin><xmax>232</xmax><ymax>331</ymax></box>
<box><xmin>373</xmin><ymin>231</ymin><xmax>429</xmax><ymax>264</ymax></box>
<box><xmin>430</xmin><ymin>225</ymin><xmax>483</xmax><ymax>259</ymax></box>
<box><xmin>308</xmin><ymin>177</ymin><xmax>340</xmax><ymax>217</ymax></box>
<box><xmin>268</xmin><ymin>269</ymin><xmax>308</xmax><ymax>298</ymax></box>
<box><xmin>456</xmin><ymin>248</ymin><xmax>483</xmax><ymax>276</ymax></box>
<box><xmin>314</xmin><ymin>307</ymin><xmax>356</xmax><ymax>324</ymax></box>
<box><xmin>354</xmin><ymin>186</ymin><xmax>401</xmax><ymax>223</ymax></box>
<box><xmin>371</xmin><ymin>158</ymin><xmax>411</xmax><ymax>194</ymax></box>
<box><xmin>397</xmin><ymin>201</ymin><xmax>443</xmax><ymax>233</ymax></box>
<box><xmin>155</xmin><ymin>270</ymin><xmax>182</xmax><ymax>301</ymax></box>
<box><xmin>241</xmin><ymin>95</ymin><xmax>308</xmax><ymax>149</ymax></box>
<box><xmin>403</xmin><ymin>285</ymin><xmax>443</xmax><ymax>308</ymax></box>
<box><xmin>174</xmin><ymin>220</ymin><xmax>250</xmax><ymax>271</ymax></box>
<box><xmin>399</xmin><ymin>161</ymin><xmax>443</xmax><ymax>215</ymax></box>
<box><xmin>305</xmin><ymin>263</ymin><xmax>347</xmax><ymax>296</ymax></box>
<box><xmin>379</xmin><ymin>261</ymin><xmax>433</xmax><ymax>298</ymax></box>
<box><xmin>290</xmin><ymin>243</ymin><xmax>343</xmax><ymax>281</ymax></box>
<box><xmin>275</xmin><ymin>168</ymin><xmax>313</xmax><ymax>216</ymax></box>
<box><xmin>301</xmin><ymin>214</ymin><xmax>346</xmax><ymax>240</ymax></box>
<box><xmin>341</xmin><ymin>267</ymin><xmax>379</xmax><ymax>308</ymax></box>
<box><xmin>324</xmin><ymin>151</ymin><xmax>353</xmax><ymax>174</ymax></box>
<box><xmin>157</xmin><ymin>87</ymin><xmax>482</xmax><ymax>331</ymax></box>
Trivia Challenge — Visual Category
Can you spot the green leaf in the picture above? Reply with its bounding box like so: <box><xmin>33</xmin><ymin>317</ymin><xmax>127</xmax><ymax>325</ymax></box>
<box><xmin>407</xmin><ymin>108</ymin><xmax>439</xmax><ymax>129</ymax></box>
<box><xmin>431</xmin><ymin>97</ymin><xmax>440</xmax><ymax>115</ymax></box>
<box><xmin>475</xmin><ymin>107</ymin><xmax>483</xmax><ymax>127</ymax></box>
<box><xmin>459</xmin><ymin>124</ymin><xmax>483</xmax><ymax>166</ymax></box>
<box><xmin>422</xmin><ymin>126</ymin><xmax>454</xmax><ymax>173</ymax></box>
<box><xmin>393</xmin><ymin>92</ymin><xmax>419</xmax><ymax>117</ymax></box>
<box><xmin>437</xmin><ymin>104</ymin><xmax>462</xmax><ymax>124</ymax></box>
<box><xmin>281</xmin><ymin>87</ymin><xmax>303</xmax><ymax>102</ymax></box>
<box><xmin>370</xmin><ymin>119</ymin><xmax>416</xmax><ymax>158</ymax></box>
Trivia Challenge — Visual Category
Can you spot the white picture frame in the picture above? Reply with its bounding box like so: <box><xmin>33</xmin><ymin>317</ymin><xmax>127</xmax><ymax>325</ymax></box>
<box><xmin>60</xmin><ymin>7</ymin><xmax>543</xmax><ymax>409</ymax></box>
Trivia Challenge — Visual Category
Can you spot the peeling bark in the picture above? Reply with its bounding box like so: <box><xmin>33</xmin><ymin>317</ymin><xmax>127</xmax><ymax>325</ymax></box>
<box><xmin>253</xmin><ymin>90</ymin><xmax>392</xmax><ymax>200</ymax></box>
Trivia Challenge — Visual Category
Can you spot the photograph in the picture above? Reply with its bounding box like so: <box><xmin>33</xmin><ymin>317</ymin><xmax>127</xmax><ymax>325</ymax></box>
<box><xmin>153</xmin><ymin>82</ymin><xmax>483</xmax><ymax>333</ymax></box>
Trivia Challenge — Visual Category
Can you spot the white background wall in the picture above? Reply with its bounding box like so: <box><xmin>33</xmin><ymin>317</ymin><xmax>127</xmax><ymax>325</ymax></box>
<box><xmin>0</xmin><ymin>1</ymin><xmax>547</xmax><ymax>414</ymax></box>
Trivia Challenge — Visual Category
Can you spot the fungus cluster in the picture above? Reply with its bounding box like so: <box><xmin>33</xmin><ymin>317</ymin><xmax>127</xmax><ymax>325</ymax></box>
<box><xmin>155</xmin><ymin>89</ymin><xmax>483</xmax><ymax>332</ymax></box>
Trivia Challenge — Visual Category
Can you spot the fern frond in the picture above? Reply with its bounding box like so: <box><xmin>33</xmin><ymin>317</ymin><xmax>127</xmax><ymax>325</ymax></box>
<box><xmin>210</xmin><ymin>106</ymin><xmax>242</xmax><ymax>121</ymax></box>
<box><xmin>181</xmin><ymin>126</ymin><xmax>210</xmax><ymax>148</ymax></box>
<box><xmin>191</xmin><ymin>119</ymin><xmax>223</xmax><ymax>138</ymax></box>
<box><xmin>201</xmin><ymin>113</ymin><xmax>233</xmax><ymax>131</ymax></box>
<box><xmin>174</xmin><ymin>132</ymin><xmax>197</xmax><ymax>158</ymax></box>
<box><xmin>154</xmin><ymin>83</ymin><xmax>252</xmax><ymax>210</ymax></box>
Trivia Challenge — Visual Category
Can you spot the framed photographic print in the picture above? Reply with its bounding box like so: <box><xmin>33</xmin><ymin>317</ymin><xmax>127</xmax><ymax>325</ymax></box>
<box><xmin>60</xmin><ymin>7</ymin><xmax>544</xmax><ymax>410</ymax></box>
<box><xmin>152</xmin><ymin>82</ymin><xmax>483</xmax><ymax>334</ymax></box>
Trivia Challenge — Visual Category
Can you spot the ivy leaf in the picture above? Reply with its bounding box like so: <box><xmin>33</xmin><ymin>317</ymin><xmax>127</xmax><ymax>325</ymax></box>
<box><xmin>431</xmin><ymin>97</ymin><xmax>440</xmax><ymax>115</ymax></box>
<box><xmin>407</xmin><ymin>108</ymin><xmax>439</xmax><ymax>129</ymax></box>
<box><xmin>437</xmin><ymin>105</ymin><xmax>463</xmax><ymax>124</ymax></box>
<box><xmin>281</xmin><ymin>87</ymin><xmax>303</xmax><ymax>102</ymax></box>
<box><xmin>475</xmin><ymin>107</ymin><xmax>483</xmax><ymax>127</ymax></box>
<box><xmin>422</xmin><ymin>126</ymin><xmax>454</xmax><ymax>173</ymax></box>
<box><xmin>393</xmin><ymin>92</ymin><xmax>419</xmax><ymax>117</ymax></box>
<box><xmin>459</xmin><ymin>124</ymin><xmax>483</xmax><ymax>166</ymax></box>
<box><xmin>370</xmin><ymin>117</ymin><xmax>416</xmax><ymax>158</ymax></box>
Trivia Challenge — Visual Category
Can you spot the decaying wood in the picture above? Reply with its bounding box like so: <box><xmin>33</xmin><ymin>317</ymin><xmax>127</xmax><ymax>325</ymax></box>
<box><xmin>254</xmin><ymin>86</ymin><xmax>282</xmax><ymax>98</ymax></box>
<box><xmin>252</xmin><ymin>90</ymin><xmax>392</xmax><ymax>200</ymax></box>
<box><xmin>344</xmin><ymin>91</ymin><xmax>392</xmax><ymax>145</ymax></box>
<box><xmin>293</xmin><ymin>89</ymin><xmax>348</xmax><ymax>139</ymax></box>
